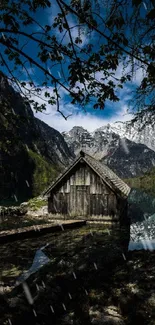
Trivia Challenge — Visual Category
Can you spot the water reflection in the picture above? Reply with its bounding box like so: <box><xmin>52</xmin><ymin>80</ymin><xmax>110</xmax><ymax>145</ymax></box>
<box><xmin>129</xmin><ymin>218</ymin><xmax>155</xmax><ymax>251</ymax></box>
<box><xmin>127</xmin><ymin>188</ymin><xmax>155</xmax><ymax>251</ymax></box>
<box><xmin>16</xmin><ymin>248</ymin><xmax>50</xmax><ymax>285</ymax></box>
<box><xmin>129</xmin><ymin>240</ymin><xmax>155</xmax><ymax>251</ymax></box>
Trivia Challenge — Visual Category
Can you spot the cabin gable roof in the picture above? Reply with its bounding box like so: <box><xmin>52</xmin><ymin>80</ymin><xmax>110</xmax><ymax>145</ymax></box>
<box><xmin>43</xmin><ymin>150</ymin><xmax>130</xmax><ymax>198</ymax></box>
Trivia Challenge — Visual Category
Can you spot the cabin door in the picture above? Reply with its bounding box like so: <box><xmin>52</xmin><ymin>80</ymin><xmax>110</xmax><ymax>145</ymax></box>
<box><xmin>70</xmin><ymin>185</ymin><xmax>90</xmax><ymax>217</ymax></box>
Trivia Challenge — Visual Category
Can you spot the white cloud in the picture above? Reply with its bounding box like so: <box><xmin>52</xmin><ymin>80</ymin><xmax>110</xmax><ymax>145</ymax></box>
<box><xmin>34</xmin><ymin>102</ymin><xmax>133</xmax><ymax>133</ymax></box>
<box><xmin>58</xmin><ymin>20</ymin><xmax>88</xmax><ymax>47</ymax></box>
<box><xmin>48</xmin><ymin>4</ymin><xmax>89</xmax><ymax>47</ymax></box>
<box><xmin>115</xmin><ymin>60</ymin><xmax>146</xmax><ymax>86</ymax></box>
<box><xmin>20</xmin><ymin>68</ymin><xmax>134</xmax><ymax>134</ymax></box>
<box><xmin>133</xmin><ymin>66</ymin><xmax>145</xmax><ymax>85</ymax></box>
<box><xmin>24</xmin><ymin>78</ymin><xmax>133</xmax><ymax>133</ymax></box>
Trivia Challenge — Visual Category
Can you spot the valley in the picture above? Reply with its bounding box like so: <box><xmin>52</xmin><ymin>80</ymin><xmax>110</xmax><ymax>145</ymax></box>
<box><xmin>1</xmin><ymin>74</ymin><xmax>155</xmax><ymax>324</ymax></box>
<box><xmin>1</xmin><ymin>69</ymin><xmax>155</xmax><ymax>205</ymax></box>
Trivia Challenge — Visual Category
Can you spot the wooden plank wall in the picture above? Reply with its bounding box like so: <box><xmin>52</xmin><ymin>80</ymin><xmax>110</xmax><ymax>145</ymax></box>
<box><xmin>48</xmin><ymin>162</ymin><xmax>119</xmax><ymax>219</ymax></box>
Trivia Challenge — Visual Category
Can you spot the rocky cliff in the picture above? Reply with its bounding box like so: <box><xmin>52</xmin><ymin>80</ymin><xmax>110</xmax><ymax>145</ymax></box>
<box><xmin>63</xmin><ymin>125</ymin><xmax>155</xmax><ymax>178</ymax></box>
<box><xmin>96</xmin><ymin>117</ymin><xmax>155</xmax><ymax>151</ymax></box>
<box><xmin>0</xmin><ymin>72</ymin><xmax>73</xmax><ymax>204</ymax></box>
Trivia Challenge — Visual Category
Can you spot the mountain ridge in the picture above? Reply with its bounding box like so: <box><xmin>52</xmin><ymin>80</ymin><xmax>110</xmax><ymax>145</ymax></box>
<box><xmin>63</xmin><ymin>113</ymin><xmax>155</xmax><ymax>153</ymax></box>
<box><xmin>63</xmin><ymin>120</ymin><xmax>155</xmax><ymax>178</ymax></box>
<box><xmin>0</xmin><ymin>71</ymin><xmax>73</xmax><ymax>203</ymax></box>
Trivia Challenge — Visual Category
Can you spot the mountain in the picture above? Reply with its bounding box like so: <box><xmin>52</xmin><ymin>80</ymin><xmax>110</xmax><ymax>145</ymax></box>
<box><xmin>63</xmin><ymin>125</ymin><xmax>155</xmax><ymax>178</ymax></box>
<box><xmin>102</xmin><ymin>138</ymin><xmax>155</xmax><ymax>178</ymax></box>
<box><xmin>0</xmin><ymin>72</ymin><xmax>73</xmax><ymax>204</ymax></box>
<box><xmin>94</xmin><ymin>116</ymin><xmax>155</xmax><ymax>152</ymax></box>
<box><xmin>62</xmin><ymin>126</ymin><xmax>97</xmax><ymax>156</ymax></box>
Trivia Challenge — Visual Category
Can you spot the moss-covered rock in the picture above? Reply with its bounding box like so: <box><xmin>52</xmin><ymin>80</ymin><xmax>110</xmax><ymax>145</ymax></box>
<box><xmin>27</xmin><ymin>196</ymin><xmax>47</xmax><ymax>211</ymax></box>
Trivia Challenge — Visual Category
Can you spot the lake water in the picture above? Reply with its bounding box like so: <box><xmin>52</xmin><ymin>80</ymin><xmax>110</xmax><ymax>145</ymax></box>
<box><xmin>128</xmin><ymin>240</ymin><xmax>155</xmax><ymax>251</ymax></box>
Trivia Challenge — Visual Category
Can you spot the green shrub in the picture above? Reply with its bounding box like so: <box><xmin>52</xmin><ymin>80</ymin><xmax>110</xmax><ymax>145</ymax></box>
<box><xmin>28</xmin><ymin>150</ymin><xmax>59</xmax><ymax>197</ymax></box>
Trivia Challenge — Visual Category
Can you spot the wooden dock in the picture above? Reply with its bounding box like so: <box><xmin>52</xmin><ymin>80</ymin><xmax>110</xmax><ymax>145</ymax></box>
<box><xmin>0</xmin><ymin>220</ymin><xmax>86</xmax><ymax>244</ymax></box>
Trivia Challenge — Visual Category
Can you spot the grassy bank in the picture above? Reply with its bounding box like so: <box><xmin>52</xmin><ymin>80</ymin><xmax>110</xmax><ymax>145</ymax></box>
<box><xmin>0</xmin><ymin>214</ymin><xmax>51</xmax><ymax>232</ymax></box>
<box><xmin>0</xmin><ymin>196</ymin><xmax>49</xmax><ymax>232</ymax></box>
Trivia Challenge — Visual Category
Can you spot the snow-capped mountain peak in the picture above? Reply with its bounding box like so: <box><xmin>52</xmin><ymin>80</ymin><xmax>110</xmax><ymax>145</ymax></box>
<box><xmin>62</xmin><ymin>113</ymin><xmax>155</xmax><ymax>178</ymax></box>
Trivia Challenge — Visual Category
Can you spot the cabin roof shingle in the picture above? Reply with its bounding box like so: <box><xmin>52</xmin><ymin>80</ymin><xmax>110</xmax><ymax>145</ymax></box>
<box><xmin>43</xmin><ymin>150</ymin><xmax>130</xmax><ymax>198</ymax></box>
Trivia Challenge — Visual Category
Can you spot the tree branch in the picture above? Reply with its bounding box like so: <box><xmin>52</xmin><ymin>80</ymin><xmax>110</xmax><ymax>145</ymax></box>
<box><xmin>0</xmin><ymin>38</ymin><xmax>75</xmax><ymax>98</ymax></box>
<box><xmin>0</xmin><ymin>52</ymin><xmax>29</xmax><ymax>97</ymax></box>
<box><xmin>58</xmin><ymin>0</ymin><xmax>150</xmax><ymax>67</ymax></box>
<box><xmin>54</xmin><ymin>81</ymin><xmax>72</xmax><ymax>119</ymax></box>
<box><xmin>56</xmin><ymin>0</ymin><xmax>78</xmax><ymax>59</ymax></box>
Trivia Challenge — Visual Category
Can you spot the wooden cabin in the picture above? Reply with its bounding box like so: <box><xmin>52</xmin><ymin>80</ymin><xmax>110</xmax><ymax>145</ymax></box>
<box><xmin>43</xmin><ymin>151</ymin><xmax>131</xmax><ymax>223</ymax></box>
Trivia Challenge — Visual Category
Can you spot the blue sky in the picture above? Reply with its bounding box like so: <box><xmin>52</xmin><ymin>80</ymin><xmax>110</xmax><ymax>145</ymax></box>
<box><xmin>30</xmin><ymin>63</ymin><xmax>143</xmax><ymax>132</ymax></box>
<box><xmin>0</xmin><ymin>1</ymin><xmax>145</xmax><ymax>132</ymax></box>
<box><xmin>30</xmin><ymin>57</ymin><xmax>143</xmax><ymax>132</ymax></box>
